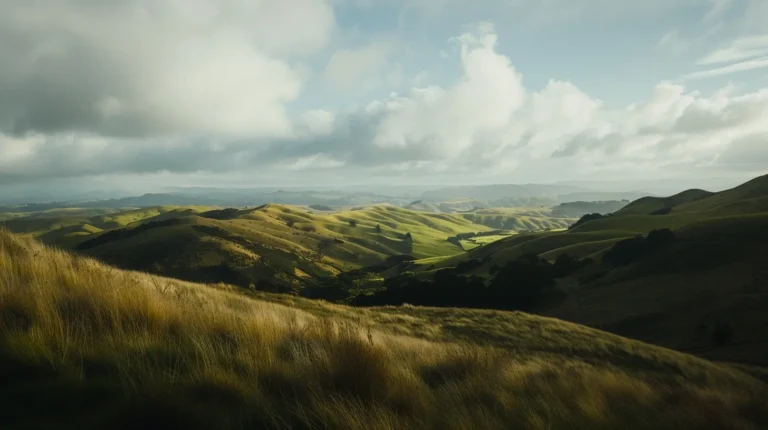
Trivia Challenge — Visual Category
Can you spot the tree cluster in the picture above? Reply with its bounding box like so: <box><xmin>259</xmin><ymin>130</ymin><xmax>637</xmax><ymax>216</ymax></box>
<box><xmin>602</xmin><ymin>228</ymin><xmax>676</xmax><ymax>266</ymax></box>
<box><xmin>353</xmin><ymin>253</ymin><xmax>589</xmax><ymax>311</ymax></box>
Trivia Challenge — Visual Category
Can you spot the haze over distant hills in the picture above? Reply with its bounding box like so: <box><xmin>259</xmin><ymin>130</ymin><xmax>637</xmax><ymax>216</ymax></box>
<box><xmin>0</xmin><ymin>181</ymin><xmax>650</xmax><ymax>211</ymax></box>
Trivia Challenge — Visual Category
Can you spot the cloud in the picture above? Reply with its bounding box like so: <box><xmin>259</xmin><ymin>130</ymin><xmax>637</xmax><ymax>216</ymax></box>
<box><xmin>685</xmin><ymin>56</ymin><xmax>768</xmax><ymax>79</ymax></box>
<box><xmin>718</xmin><ymin>133</ymin><xmax>768</xmax><ymax>169</ymax></box>
<box><xmin>658</xmin><ymin>29</ymin><xmax>689</xmax><ymax>53</ymax></box>
<box><xmin>1</xmin><ymin>20</ymin><xmax>767</xmax><ymax>185</ymax></box>
<box><xmin>298</xmin><ymin>110</ymin><xmax>336</xmax><ymax>136</ymax></box>
<box><xmin>324</xmin><ymin>43</ymin><xmax>391</xmax><ymax>91</ymax></box>
<box><xmin>697</xmin><ymin>35</ymin><xmax>768</xmax><ymax>65</ymax></box>
<box><xmin>370</xmin><ymin>23</ymin><xmax>526</xmax><ymax>158</ymax></box>
<box><xmin>684</xmin><ymin>35</ymin><xmax>768</xmax><ymax>80</ymax></box>
<box><xmin>286</xmin><ymin>154</ymin><xmax>346</xmax><ymax>171</ymax></box>
<box><xmin>0</xmin><ymin>0</ymin><xmax>334</xmax><ymax>139</ymax></box>
<box><xmin>703</xmin><ymin>0</ymin><xmax>734</xmax><ymax>22</ymax></box>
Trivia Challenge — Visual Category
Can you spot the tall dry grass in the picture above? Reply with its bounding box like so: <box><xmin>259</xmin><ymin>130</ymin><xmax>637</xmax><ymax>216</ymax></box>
<box><xmin>0</xmin><ymin>229</ymin><xmax>767</xmax><ymax>429</ymax></box>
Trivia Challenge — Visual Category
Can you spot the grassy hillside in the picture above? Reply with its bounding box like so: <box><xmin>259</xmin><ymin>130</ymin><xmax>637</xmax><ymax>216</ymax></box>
<box><xmin>2</xmin><ymin>230</ymin><xmax>767</xmax><ymax>429</ymax></box>
<box><xmin>0</xmin><ymin>206</ymin><xmax>205</xmax><ymax>237</ymax></box>
<box><xmin>4</xmin><ymin>204</ymin><xmax>494</xmax><ymax>292</ymax></box>
<box><xmin>410</xmin><ymin>229</ymin><xmax>632</xmax><ymax>275</ymax></box>
<box><xmin>546</xmin><ymin>213</ymin><xmax>768</xmax><ymax>366</ymax></box>
<box><xmin>618</xmin><ymin>189</ymin><xmax>714</xmax><ymax>215</ymax></box>
<box><xmin>564</xmin><ymin>174</ymin><xmax>768</xmax><ymax>235</ymax></box>
<box><xmin>393</xmin><ymin>174</ymin><xmax>768</xmax><ymax>367</ymax></box>
<box><xmin>0</xmin><ymin>206</ymin><xmax>216</xmax><ymax>249</ymax></box>
<box><xmin>675</xmin><ymin>175</ymin><xmax>768</xmax><ymax>213</ymax></box>
<box><xmin>460</xmin><ymin>207</ymin><xmax>574</xmax><ymax>231</ymax></box>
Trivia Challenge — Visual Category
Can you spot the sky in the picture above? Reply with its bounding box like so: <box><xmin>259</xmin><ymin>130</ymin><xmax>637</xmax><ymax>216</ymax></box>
<box><xmin>0</xmin><ymin>0</ymin><xmax>767</xmax><ymax>194</ymax></box>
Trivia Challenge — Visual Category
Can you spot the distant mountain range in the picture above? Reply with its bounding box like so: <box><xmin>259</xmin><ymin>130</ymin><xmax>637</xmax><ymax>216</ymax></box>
<box><xmin>1</xmin><ymin>185</ymin><xmax>650</xmax><ymax>213</ymax></box>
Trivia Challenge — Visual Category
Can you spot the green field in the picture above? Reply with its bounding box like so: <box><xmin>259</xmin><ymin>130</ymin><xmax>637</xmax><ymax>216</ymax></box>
<box><xmin>459</xmin><ymin>233</ymin><xmax>513</xmax><ymax>250</ymax></box>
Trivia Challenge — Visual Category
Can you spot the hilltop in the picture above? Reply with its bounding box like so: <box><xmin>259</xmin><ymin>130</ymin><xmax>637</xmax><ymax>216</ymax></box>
<box><xmin>1</xmin><ymin>230</ymin><xmax>767</xmax><ymax>429</ymax></box>
<box><xmin>617</xmin><ymin>189</ymin><xmax>715</xmax><ymax>215</ymax></box>
<box><xmin>573</xmin><ymin>174</ymin><xmax>768</xmax><ymax>233</ymax></box>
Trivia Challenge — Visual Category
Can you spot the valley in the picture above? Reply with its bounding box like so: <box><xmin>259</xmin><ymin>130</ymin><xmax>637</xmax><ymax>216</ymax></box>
<box><xmin>3</xmin><ymin>204</ymin><xmax>529</xmax><ymax>293</ymax></box>
<box><xmin>4</xmin><ymin>175</ymin><xmax>768</xmax><ymax>370</ymax></box>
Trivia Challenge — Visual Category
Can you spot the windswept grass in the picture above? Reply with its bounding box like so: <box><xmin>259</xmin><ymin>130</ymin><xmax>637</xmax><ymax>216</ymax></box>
<box><xmin>1</xmin><ymin>230</ymin><xmax>767</xmax><ymax>429</ymax></box>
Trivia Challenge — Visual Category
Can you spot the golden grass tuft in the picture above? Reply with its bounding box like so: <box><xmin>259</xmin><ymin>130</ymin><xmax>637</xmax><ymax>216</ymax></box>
<box><xmin>0</xmin><ymin>229</ymin><xmax>767</xmax><ymax>429</ymax></box>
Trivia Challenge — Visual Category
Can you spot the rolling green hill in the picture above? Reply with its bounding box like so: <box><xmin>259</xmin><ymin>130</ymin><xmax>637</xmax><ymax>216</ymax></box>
<box><xmin>407</xmin><ymin>229</ymin><xmax>633</xmax><ymax>275</ymax></box>
<box><xmin>617</xmin><ymin>189</ymin><xmax>714</xmax><ymax>215</ymax></box>
<box><xmin>392</xmin><ymin>174</ymin><xmax>768</xmax><ymax>367</ymax></box>
<box><xmin>546</xmin><ymin>213</ymin><xmax>768</xmax><ymax>366</ymax></box>
<box><xmin>1</xmin><ymin>230</ymin><xmax>767</xmax><ymax>429</ymax></box>
<box><xmin>3</xmin><ymin>204</ymin><xmax>496</xmax><ymax>292</ymax></box>
<box><xmin>0</xmin><ymin>206</ymin><xmax>215</xmax><ymax>248</ymax></box>
<box><xmin>565</xmin><ymin>174</ymin><xmax>768</xmax><ymax>234</ymax></box>
<box><xmin>460</xmin><ymin>207</ymin><xmax>575</xmax><ymax>231</ymax></box>
<box><xmin>675</xmin><ymin>175</ymin><xmax>768</xmax><ymax>212</ymax></box>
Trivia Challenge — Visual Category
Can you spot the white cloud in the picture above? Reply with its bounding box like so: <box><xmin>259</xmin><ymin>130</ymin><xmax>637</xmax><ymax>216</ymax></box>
<box><xmin>0</xmin><ymin>0</ymin><xmax>335</xmax><ymax>138</ymax></box>
<box><xmin>287</xmin><ymin>154</ymin><xmax>346</xmax><ymax>170</ymax></box>
<box><xmin>299</xmin><ymin>110</ymin><xmax>336</xmax><ymax>136</ymax></box>
<box><xmin>684</xmin><ymin>35</ymin><xmax>768</xmax><ymax>80</ymax></box>
<box><xmin>0</xmin><ymin>134</ymin><xmax>40</xmax><ymax>167</ymax></box>
<box><xmin>411</xmin><ymin>71</ymin><xmax>430</xmax><ymax>86</ymax></box>
<box><xmin>658</xmin><ymin>29</ymin><xmax>690</xmax><ymax>53</ymax></box>
<box><xmin>686</xmin><ymin>56</ymin><xmax>768</xmax><ymax>79</ymax></box>
<box><xmin>697</xmin><ymin>35</ymin><xmax>768</xmax><ymax>65</ymax></box>
<box><xmin>324</xmin><ymin>43</ymin><xmax>391</xmax><ymax>91</ymax></box>
<box><xmin>371</xmin><ymin>23</ymin><xmax>526</xmax><ymax>158</ymax></box>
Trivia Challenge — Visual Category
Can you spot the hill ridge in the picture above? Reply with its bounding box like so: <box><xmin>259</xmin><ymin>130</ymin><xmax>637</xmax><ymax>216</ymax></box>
<box><xmin>618</xmin><ymin>188</ymin><xmax>714</xmax><ymax>215</ymax></box>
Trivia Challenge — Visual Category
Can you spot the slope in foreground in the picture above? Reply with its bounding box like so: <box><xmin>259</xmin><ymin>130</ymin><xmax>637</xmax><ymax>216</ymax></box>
<box><xmin>0</xmin><ymin>230</ymin><xmax>767</xmax><ymax>429</ymax></box>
